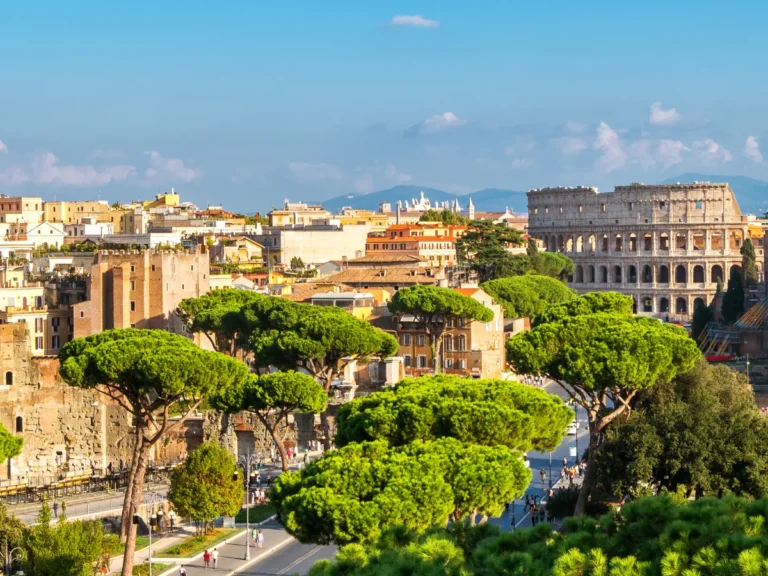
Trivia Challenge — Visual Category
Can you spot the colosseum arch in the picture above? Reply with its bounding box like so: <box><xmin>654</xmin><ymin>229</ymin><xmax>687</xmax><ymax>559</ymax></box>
<box><xmin>614</xmin><ymin>265</ymin><xmax>622</xmax><ymax>283</ymax></box>
<box><xmin>557</xmin><ymin>235</ymin><xmax>565</xmax><ymax>252</ymax></box>
<box><xmin>693</xmin><ymin>297</ymin><xmax>705</xmax><ymax>310</ymax></box>
<box><xmin>675</xmin><ymin>233</ymin><xmax>687</xmax><ymax>250</ymax></box>
<box><xmin>711</xmin><ymin>232</ymin><xmax>723</xmax><ymax>251</ymax></box>
<box><xmin>587</xmin><ymin>235</ymin><xmax>596</xmax><ymax>252</ymax></box>
<box><xmin>659</xmin><ymin>297</ymin><xmax>670</xmax><ymax>313</ymax></box>
<box><xmin>642</xmin><ymin>264</ymin><xmax>653</xmax><ymax>283</ymax></box>
<box><xmin>599</xmin><ymin>266</ymin><xmax>608</xmax><ymax>283</ymax></box>
<box><xmin>642</xmin><ymin>296</ymin><xmax>653</xmax><ymax>312</ymax></box>
<box><xmin>693</xmin><ymin>265</ymin><xmax>705</xmax><ymax>283</ymax></box>
<box><xmin>659</xmin><ymin>265</ymin><xmax>670</xmax><ymax>283</ymax></box>
<box><xmin>601</xmin><ymin>234</ymin><xmax>609</xmax><ymax>252</ymax></box>
<box><xmin>675</xmin><ymin>297</ymin><xmax>688</xmax><ymax>314</ymax></box>
<box><xmin>730</xmin><ymin>264</ymin><xmax>742</xmax><ymax>279</ymax></box>
<box><xmin>659</xmin><ymin>233</ymin><xmax>670</xmax><ymax>250</ymax></box>
<box><xmin>628</xmin><ymin>265</ymin><xmax>637</xmax><ymax>283</ymax></box>
<box><xmin>576</xmin><ymin>235</ymin><xmax>584</xmax><ymax>253</ymax></box>
<box><xmin>574</xmin><ymin>265</ymin><xmax>584</xmax><ymax>283</ymax></box>
<box><xmin>615</xmin><ymin>234</ymin><xmax>623</xmax><ymax>252</ymax></box>
<box><xmin>692</xmin><ymin>232</ymin><xmax>705</xmax><ymax>251</ymax></box>
<box><xmin>628</xmin><ymin>233</ymin><xmax>637</xmax><ymax>252</ymax></box>
<box><xmin>711</xmin><ymin>264</ymin><xmax>723</xmax><ymax>283</ymax></box>
<box><xmin>566</xmin><ymin>236</ymin><xmax>574</xmax><ymax>252</ymax></box>
<box><xmin>549</xmin><ymin>236</ymin><xmax>556</xmax><ymax>252</ymax></box>
<box><xmin>675</xmin><ymin>265</ymin><xmax>687</xmax><ymax>284</ymax></box>
<box><xmin>643</xmin><ymin>233</ymin><xmax>653</xmax><ymax>251</ymax></box>
<box><xmin>587</xmin><ymin>265</ymin><xmax>595</xmax><ymax>283</ymax></box>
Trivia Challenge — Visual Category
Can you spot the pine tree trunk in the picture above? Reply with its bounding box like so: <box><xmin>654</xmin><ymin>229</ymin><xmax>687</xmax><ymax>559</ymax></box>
<box><xmin>574</xmin><ymin>421</ymin><xmax>599</xmax><ymax>516</ymax></box>
<box><xmin>120</xmin><ymin>437</ymin><xmax>151</xmax><ymax>576</ymax></box>
<box><xmin>119</xmin><ymin>429</ymin><xmax>143</xmax><ymax>541</ymax></box>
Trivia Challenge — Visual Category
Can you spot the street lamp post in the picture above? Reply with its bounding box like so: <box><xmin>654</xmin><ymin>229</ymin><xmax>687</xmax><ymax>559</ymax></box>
<box><xmin>236</xmin><ymin>451</ymin><xmax>259</xmax><ymax>561</ymax></box>
<box><xmin>1</xmin><ymin>538</ymin><xmax>24</xmax><ymax>575</ymax></box>
<box><xmin>143</xmin><ymin>491</ymin><xmax>163</xmax><ymax>576</ymax></box>
<box><xmin>548</xmin><ymin>452</ymin><xmax>552</xmax><ymax>490</ymax></box>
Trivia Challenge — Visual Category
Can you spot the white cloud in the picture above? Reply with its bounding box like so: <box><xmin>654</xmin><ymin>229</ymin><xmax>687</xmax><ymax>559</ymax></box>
<box><xmin>420</xmin><ymin>112</ymin><xmax>466</xmax><ymax>134</ymax></box>
<box><xmin>552</xmin><ymin>136</ymin><xmax>587</xmax><ymax>155</ymax></box>
<box><xmin>144</xmin><ymin>151</ymin><xmax>202</xmax><ymax>182</ymax></box>
<box><xmin>692</xmin><ymin>138</ymin><xmax>733</xmax><ymax>165</ymax></box>
<box><xmin>744</xmin><ymin>136</ymin><xmax>763</xmax><ymax>163</ymax></box>
<box><xmin>627</xmin><ymin>140</ymin><xmax>655</xmax><ymax>169</ymax></box>
<box><xmin>0</xmin><ymin>151</ymin><xmax>136</xmax><ymax>186</ymax></box>
<box><xmin>504</xmin><ymin>137</ymin><xmax>535</xmax><ymax>157</ymax></box>
<box><xmin>390</xmin><ymin>15</ymin><xmax>439</xmax><ymax>28</ymax></box>
<box><xmin>0</xmin><ymin>140</ymin><xmax>7</xmax><ymax>153</ymax></box>
<box><xmin>657</xmin><ymin>140</ymin><xmax>690</xmax><ymax>168</ymax></box>
<box><xmin>511</xmin><ymin>158</ymin><xmax>534</xmax><ymax>169</ymax></box>
<box><xmin>288</xmin><ymin>161</ymin><xmax>343</xmax><ymax>181</ymax></box>
<box><xmin>649</xmin><ymin>102</ymin><xmax>682</xmax><ymax>126</ymax></box>
<box><xmin>354</xmin><ymin>173</ymin><xmax>374</xmax><ymax>194</ymax></box>
<box><xmin>384</xmin><ymin>163</ymin><xmax>412</xmax><ymax>184</ymax></box>
<box><xmin>594</xmin><ymin>122</ymin><xmax>627</xmax><ymax>172</ymax></box>
<box><xmin>565</xmin><ymin>121</ymin><xmax>586</xmax><ymax>133</ymax></box>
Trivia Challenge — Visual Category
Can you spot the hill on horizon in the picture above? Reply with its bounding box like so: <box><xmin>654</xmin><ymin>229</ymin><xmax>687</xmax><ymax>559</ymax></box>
<box><xmin>317</xmin><ymin>185</ymin><xmax>528</xmax><ymax>213</ymax></box>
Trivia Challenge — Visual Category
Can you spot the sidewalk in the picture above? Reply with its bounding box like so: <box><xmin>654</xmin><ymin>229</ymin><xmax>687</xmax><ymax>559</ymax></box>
<box><xmin>116</xmin><ymin>519</ymin><xmax>293</xmax><ymax>576</ymax></box>
<box><xmin>109</xmin><ymin>524</ymin><xmax>198</xmax><ymax>574</ymax></box>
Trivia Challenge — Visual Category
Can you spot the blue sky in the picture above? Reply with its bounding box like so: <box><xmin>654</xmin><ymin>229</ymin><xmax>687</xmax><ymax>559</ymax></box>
<box><xmin>1</xmin><ymin>1</ymin><xmax>767</xmax><ymax>211</ymax></box>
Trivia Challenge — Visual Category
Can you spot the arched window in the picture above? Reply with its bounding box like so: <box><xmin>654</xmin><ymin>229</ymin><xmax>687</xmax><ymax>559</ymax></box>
<box><xmin>576</xmin><ymin>235</ymin><xmax>583</xmax><ymax>253</ymax></box>
<box><xmin>15</xmin><ymin>416</ymin><xmax>22</xmax><ymax>433</ymax></box>
<box><xmin>557</xmin><ymin>235</ymin><xmax>564</xmax><ymax>252</ymax></box>
<box><xmin>676</xmin><ymin>297</ymin><xmax>688</xmax><ymax>314</ymax></box>
<box><xmin>35</xmin><ymin>296</ymin><xmax>43</xmax><ymax>308</ymax></box>
<box><xmin>675</xmin><ymin>233</ymin><xmax>687</xmax><ymax>250</ymax></box>
<box><xmin>643</xmin><ymin>233</ymin><xmax>652</xmax><ymax>251</ymax></box>
<box><xmin>601</xmin><ymin>235</ymin><xmax>609</xmax><ymax>252</ymax></box>
<box><xmin>5</xmin><ymin>372</ymin><xmax>12</xmax><ymax>386</ymax></box>
<box><xmin>730</xmin><ymin>264</ymin><xmax>742</xmax><ymax>280</ymax></box>
<box><xmin>642</xmin><ymin>265</ymin><xmax>653</xmax><ymax>283</ymax></box>
<box><xmin>614</xmin><ymin>265</ymin><xmax>622</xmax><ymax>284</ymax></box>
<box><xmin>549</xmin><ymin>236</ymin><xmax>557</xmax><ymax>252</ymax></box>
<box><xmin>659</xmin><ymin>297</ymin><xmax>670</xmax><ymax>313</ymax></box>
<box><xmin>599</xmin><ymin>266</ymin><xmax>608</xmax><ymax>283</ymax></box>
<box><xmin>693</xmin><ymin>265</ymin><xmax>705</xmax><ymax>283</ymax></box>
<box><xmin>615</xmin><ymin>234</ymin><xmax>623</xmax><ymax>252</ymax></box>
<box><xmin>587</xmin><ymin>235</ymin><xmax>596</xmax><ymax>252</ymax></box>
<box><xmin>587</xmin><ymin>265</ymin><xmax>595</xmax><ymax>283</ymax></box>
<box><xmin>642</xmin><ymin>297</ymin><xmax>653</xmax><ymax>312</ymax></box>
<box><xmin>659</xmin><ymin>233</ymin><xmax>669</xmax><ymax>250</ymax></box>
<box><xmin>21</xmin><ymin>297</ymin><xmax>27</xmax><ymax>310</ymax></box>
<box><xmin>628</xmin><ymin>265</ymin><xmax>637</xmax><ymax>283</ymax></box>
<box><xmin>659</xmin><ymin>265</ymin><xmax>670</xmax><ymax>283</ymax></box>
<box><xmin>628</xmin><ymin>233</ymin><xmax>637</xmax><ymax>252</ymax></box>
<box><xmin>457</xmin><ymin>335</ymin><xmax>466</xmax><ymax>351</ymax></box>
<box><xmin>675</xmin><ymin>265</ymin><xmax>687</xmax><ymax>284</ymax></box>
<box><xmin>632</xmin><ymin>297</ymin><xmax>638</xmax><ymax>314</ymax></box>
<box><xmin>711</xmin><ymin>265</ymin><xmax>723</xmax><ymax>284</ymax></box>
<box><xmin>574</xmin><ymin>266</ymin><xmax>584</xmax><ymax>283</ymax></box>
<box><xmin>566</xmin><ymin>236</ymin><xmax>574</xmax><ymax>252</ymax></box>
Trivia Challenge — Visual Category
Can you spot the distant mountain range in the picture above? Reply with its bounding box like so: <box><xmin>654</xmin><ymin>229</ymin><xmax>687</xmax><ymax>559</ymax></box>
<box><xmin>660</xmin><ymin>173</ymin><xmax>768</xmax><ymax>215</ymax></box>
<box><xmin>318</xmin><ymin>176</ymin><xmax>768</xmax><ymax>215</ymax></box>
<box><xmin>319</xmin><ymin>185</ymin><xmax>528</xmax><ymax>213</ymax></box>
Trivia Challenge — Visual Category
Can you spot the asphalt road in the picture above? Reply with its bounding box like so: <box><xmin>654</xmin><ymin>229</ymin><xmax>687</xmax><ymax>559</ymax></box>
<box><xmin>235</xmin><ymin>540</ymin><xmax>337</xmax><ymax>575</ymax></box>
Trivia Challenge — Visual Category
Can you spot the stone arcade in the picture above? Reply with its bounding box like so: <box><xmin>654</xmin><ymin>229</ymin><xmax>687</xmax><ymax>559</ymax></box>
<box><xmin>527</xmin><ymin>182</ymin><xmax>753</xmax><ymax>320</ymax></box>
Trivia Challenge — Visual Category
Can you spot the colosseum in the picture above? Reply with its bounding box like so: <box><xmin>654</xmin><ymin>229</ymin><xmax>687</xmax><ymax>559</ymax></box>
<box><xmin>526</xmin><ymin>182</ymin><xmax>757</xmax><ymax>320</ymax></box>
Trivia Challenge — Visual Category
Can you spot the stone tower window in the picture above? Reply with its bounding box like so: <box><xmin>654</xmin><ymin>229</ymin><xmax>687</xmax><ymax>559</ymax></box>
<box><xmin>601</xmin><ymin>204</ymin><xmax>606</xmax><ymax>212</ymax></box>
<box><xmin>15</xmin><ymin>416</ymin><xmax>22</xmax><ymax>433</ymax></box>
<box><xmin>5</xmin><ymin>372</ymin><xmax>12</xmax><ymax>386</ymax></box>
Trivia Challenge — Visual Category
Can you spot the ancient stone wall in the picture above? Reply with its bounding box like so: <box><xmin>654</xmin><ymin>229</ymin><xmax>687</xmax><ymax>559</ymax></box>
<box><xmin>527</xmin><ymin>183</ymin><xmax>751</xmax><ymax>320</ymax></box>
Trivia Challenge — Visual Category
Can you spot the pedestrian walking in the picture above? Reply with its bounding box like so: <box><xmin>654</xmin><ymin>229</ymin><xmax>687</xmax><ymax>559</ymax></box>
<box><xmin>212</xmin><ymin>548</ymin><xmax>219</xmax><ymax>568</ymax></box>
<box><xmin>530</xmin><ymin>505</ymin><xmax>538</xmax><ymax>526</ymax></box>
<box><xmin>256</xmin><ymin>529</ymin><xmax>264</xmax><ymax>548</ymax></box>
<box><xmin>562</xmin><ymin>456</ymin><xmax>568</xmax><ymax>468</ymax></box>
<box><xmin>53</xmin><ymin>501</ymin><xmax>59</xmax><ymax>518</ymax></box>
<box><xmin>107</xmin><ymin>462</ymin><xmax>113</xmax><ymax>475</ymax></box>
<box><xmin>252</xmin><ymin>528</ymin><xmax>258</xmax><ymax>546</ymax></box>
<box><xmin>119</xmin><ymin>459</ymin><xmax>124</xmax><ymax>471</ymax></box>
<box><xmin>203</xmin><ymin>549</ymin><xmax>211</xmax><ymax>568</ymax></box>
<box><xmin>539</xmin><ymin>506</ymin><xmax>546</xmax><ymax>524</ymax></box>
<box><xmin>525</xmin><ymin>494</ymin><xmax>531</xmax><ymax>507</ymax></box>
<box><xmin>540</xmin><ymin>468</ymin><xmax>546</xmax><ymax>483</ymax></box>
<box><xmin>179</xmin><ymin>566</ymin><xmax>187</xmax><ymax>576</ymax></box>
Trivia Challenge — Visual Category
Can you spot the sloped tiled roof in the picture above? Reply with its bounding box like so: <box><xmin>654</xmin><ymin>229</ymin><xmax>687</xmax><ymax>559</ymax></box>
<box><xmin>735</xmin><ymin>296</ymin><xmax>768</xmax><ymax>330</ymax></box>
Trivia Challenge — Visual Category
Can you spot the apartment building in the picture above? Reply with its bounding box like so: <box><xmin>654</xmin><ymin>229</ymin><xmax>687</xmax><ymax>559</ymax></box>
<box><xmin>73</xmin><ymin>246</ymin><xmax>210</xmax><ymax>340</ymax></box>
<box><xmin>0</xmin><ymin>196</ymin><xmax>44</xmax><ymax>226</ymax></box>
<box><xmin>373</xmin><ymin>285</ymin><xmax>504</xmax><ymax>379</ymax></box>
<box><xmin>268</xmin><ymin>201</ymin><xmax>331</xmax><ymax>227</ymax></box>
<box><xmin>251</xmin><ymin>223</ymin><xmax>370</xmax><ymax>266</ymax></box>
<box><xmin>44</xmin><ymin>200</ymin><xmax>112</xmax><ymax>225</ymax></box>
<box><xmin>365</xmin><ymin>223</ymin><xmax>467</xmax><ymax>267</ymax></box>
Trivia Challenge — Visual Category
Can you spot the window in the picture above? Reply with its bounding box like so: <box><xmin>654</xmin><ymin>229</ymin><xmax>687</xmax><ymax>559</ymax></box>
<box><xmin>601</xmin><ymin>203</ymin><xmax>606</xmax><ymax>212</ymax></box>
<box><xmin>578</xmin><ymin>204</ymin><xmax>583</xmax><ymax>213</ymax></box>
<box><xmin>402</xmin><ymin>334</ymin><xmax>412</xmax><ymax>346</ymax></box>
<box><xmin>628</xmin><ymin>202</ymin><xmax>634</xmax><ymax>211</ymax></box>
<box><xmin>130</xmin><ymin>280</ymin><xmax>135</xmax><ymax>291</ymax></box>
<box><xmin>659</xmin><ymin>201</ymin><xmax>667</xmax><ymax>210</ymax></box>
<box><xmin>79</xmin><ymin>311</ymin><xmax>85</xmax><ymax>318</ymax></box>
<box><xmin>417</xmin><ymin>355</ymin><xmax>427</xmax><ymax>368</ymax></box>
<box><xmin>444</xmin><ymin>358</ymin><xmax>453</xmax><ymax>368</ymax></box>
<box><xmin>34</xmin><ymin>318</ymin><xmax>43</xmax><ymax>333</ymax></box>
<box><xmin>545</xmin><ymin>207</ymin><xmax>549</xmax><ymax>214</ymax></box>
<box><xmin>151</xmin><ymin>265</ymin><xmax>156</xmax><ymax>272</ymax></box>
<box><xmin>130</xmin><ymin>301</ymin><xmax>136</xmax><ymax>312</ymax></box>
<box><xmin>457</xmin><ymin>335</ymin><xmax>466</xmax><ymax>351</ymax></box>
<box><xmin>695</xmin><ymin>200</ymin><xmax>703</xmax><ymax>210</ymax></box>
<box><xmin>403</xmin><ymin>355</ymin><xmax>412</xmax><ymax>368</ymax></box>
<box><xmin>15</xmin><ymin>416</ymin><xmax>22</xmax><ymax>433</ymax></box>
<box><xmin>417</xmin><ymin>334</ymin><xmax>426</xmax><ymax>346</ymax></box>
<box><xmin>130</xmin><ymin>265</ymin><xmax>135</xmax><ymax>272</ymax></box>
<box><xmin>52</xmin><ymin>335</ymin><xmax>60</xmax><ymax>349</ymax></box>
<box><xmin>457</xmin><ymin>318</ymin><xmax>465</xmax><ymax>328</ymax></box>
<box><xmin>182</xmin><ymin>284</ymin><xmax>185</xmax><ymax>290</ymax></box>
<box><xmin>52</xmin><ymin>317</ymin><xmax>59</xmax><ymax>332</ymax></box>
<box><xmin>534</xmin><ymin>208</ymin><xmax>538</xmax><ymax>215</ymax></box>
<box><xmin>458</xmin><ymin>359</ymin><xmax>466</xmax><ymax>370</ymax></box>
<box><xmin>559</xmin><ymin>206</ymin><xmax>563</xmax><ymax>214</ymax></box>
<box><xmin>5</xmin><ymin>372</ymin><xmax>12</xmax><ymax>386</ymax></box>
<box><xmin>35</xmin><ymin>336</ymin><xmax>43</xmax><ymax>350</ymax></box>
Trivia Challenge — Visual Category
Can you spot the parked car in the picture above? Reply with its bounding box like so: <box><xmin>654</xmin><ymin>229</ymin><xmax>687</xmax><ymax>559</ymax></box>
<box><xmin>567</xmin><ymin>421</ymin><xmax>579</xmax><ymax>435</ymax></box>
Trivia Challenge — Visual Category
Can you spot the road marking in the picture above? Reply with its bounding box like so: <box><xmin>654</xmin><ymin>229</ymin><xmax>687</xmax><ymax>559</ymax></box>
<box><xmin>277</xmin><ymin>545</ymin><xmax>324</xmax><ymax>574</ymax></box>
